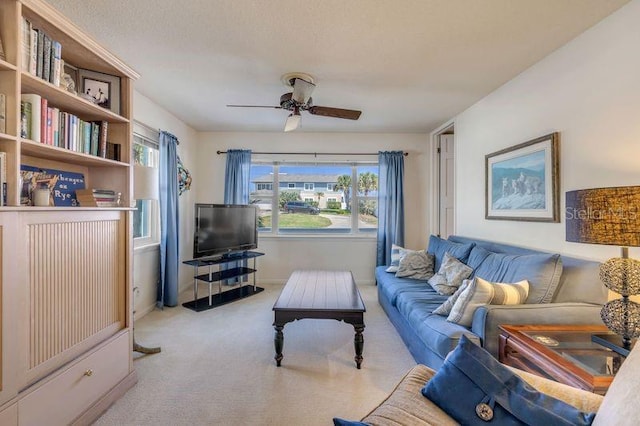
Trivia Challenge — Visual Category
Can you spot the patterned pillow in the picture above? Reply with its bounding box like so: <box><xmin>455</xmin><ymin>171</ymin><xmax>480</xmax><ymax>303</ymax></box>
<box><xmin>433</xmin><ymin>279</ymin><xmax>471</xmax><ymax>316</ymax></box>
<box><xmin>385</xmin><ymin>244</ymin><xmax>404</xmax><ymax>272</ymax></box>
<box><xmin>395</xmin><ymin>250</ymin><xmax>435</xmax><ymax>280</ymax></box>
<box><xmin>447</xmin><ymin>277</ymin><xmax>530</xmax><ymax>327</ymax></box>
<box><xmin>427</xmin><ymin>252</ymin><xmax>473</xmax><ymax>295</ymax></box>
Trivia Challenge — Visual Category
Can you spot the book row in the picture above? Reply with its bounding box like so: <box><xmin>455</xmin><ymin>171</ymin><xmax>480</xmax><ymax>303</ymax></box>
<box><xmin>19</xmin><ymin>93</ymin><xmax>122</xmax><ymax>160</ymax></box>
<box><xmin>21</xmin><ymin>17</ymin><xmax>63</xmax><ymax>86</ymax></box>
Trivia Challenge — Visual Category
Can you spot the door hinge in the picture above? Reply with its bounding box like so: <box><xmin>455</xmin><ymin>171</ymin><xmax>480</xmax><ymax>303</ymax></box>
<box><xmin>437</xmin><ymin>148</ymin><xmax>441</xmax><ymax>154</ymax></box>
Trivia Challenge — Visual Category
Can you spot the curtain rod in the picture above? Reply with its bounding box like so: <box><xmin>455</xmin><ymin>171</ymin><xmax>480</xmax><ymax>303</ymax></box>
<box><xmin>216</xmin><ymin>150</ymin><xmax>408</xmax><ymax>156</ymax></box>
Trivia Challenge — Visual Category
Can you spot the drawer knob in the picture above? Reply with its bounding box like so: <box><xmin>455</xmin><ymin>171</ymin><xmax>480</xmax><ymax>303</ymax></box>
<box><xmin>84</xmin><ymin>369</ymin><xmax>94</xmax><ymax>377</ymax></box>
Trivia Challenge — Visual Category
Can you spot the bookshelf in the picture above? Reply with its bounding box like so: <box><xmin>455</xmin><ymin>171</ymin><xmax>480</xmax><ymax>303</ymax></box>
<box><xmin>0</xmin><ymin>0</ymin><xmax>139</xmax><ymax>423</ymax></box>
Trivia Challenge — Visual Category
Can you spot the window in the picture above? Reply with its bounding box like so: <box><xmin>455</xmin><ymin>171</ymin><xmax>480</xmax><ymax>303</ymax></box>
<box><xmin>133</xmin><ymin>123</ymin><xmax>160</xmax><ymax>247</ymax></box>
<box><xmin>250</xmin><ymin>162</ymin><xmax>378</xmax><ymax>235</ymax></box>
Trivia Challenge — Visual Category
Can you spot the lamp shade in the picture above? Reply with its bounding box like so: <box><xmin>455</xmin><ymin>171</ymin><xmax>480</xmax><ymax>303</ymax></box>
<box><xmin>134</xmin><ymin>165</ymin><xmax>159</xmax><ymax>200</ymax></box>
<box><xmin>566</xmin><ymin>186</ymin><xmax>640</xmax><ymax>247</ymax></box>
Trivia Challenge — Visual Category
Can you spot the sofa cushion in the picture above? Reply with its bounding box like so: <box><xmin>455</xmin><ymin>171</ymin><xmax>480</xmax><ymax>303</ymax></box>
<box><xmin>428</xmin><ymin>252</ymin><xmax>473</xmax><ymax>295</ymax></box>
<box><xmin>427</xmin><ymin>235</ymin><xmax>475</xmax><ymax>272</ymax></box>
<box><xmin>395</xmin><ymin>288</ymin><xmax>450</xmax><ymax>325</ymax></box>
<box><xmin>395</xmin><ymin>250</ymin><xmax>435</xmax><ymax>280</ymax></box>
<box><xmin>468</xmin><ymin>245</ymin><xmax>562</xmax><ymax>304</ymax></box>
<box><xmin>422</xmin><ymin>335</ymin><xmax>596</xmax><ymax>426</ymax></box>
<box><xmin>447</xmin><ymin>277</ymin><xmax>529</xmax><ymax>327</ymax></box>
<box><xmin>376</xmin><ymin>266</ymin><xmax>431</xmax><ymax>306</ymax></box>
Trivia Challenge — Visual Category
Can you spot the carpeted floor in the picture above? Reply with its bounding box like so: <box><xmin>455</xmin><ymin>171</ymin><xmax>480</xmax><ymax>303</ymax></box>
<box><xmin>94</xmin><ymin>283</ymin><xmax>416</xmax><ymax>425</ymax></box>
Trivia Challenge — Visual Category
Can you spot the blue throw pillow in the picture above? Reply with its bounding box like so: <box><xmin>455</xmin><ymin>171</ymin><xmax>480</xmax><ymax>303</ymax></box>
<box><xmin>332</xmin><ymin>418</ymin><xmax>368</xmax><ymax>426</ymax></box>
<box><xmin>422</xmin><ymin>335</ymin><xmax>595</xmax><ymax>426</ymax></box>
<box><xmin>427</xmin><ymin>235</ymin><xmax>475</xmax><ymax>272</ymax></box>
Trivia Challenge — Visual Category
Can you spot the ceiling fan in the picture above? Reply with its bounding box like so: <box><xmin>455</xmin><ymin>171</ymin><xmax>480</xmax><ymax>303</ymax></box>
<box><xmin>227</xmin><ymin>72</ymin><xmax>362</xmax><ymax>132</ymax></box>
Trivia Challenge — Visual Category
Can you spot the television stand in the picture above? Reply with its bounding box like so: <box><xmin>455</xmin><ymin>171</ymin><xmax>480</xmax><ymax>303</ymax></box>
<box><xmin>182</xmin><ymin>251</ymin><xmax>265</xmax><ymax>312</ymax></box>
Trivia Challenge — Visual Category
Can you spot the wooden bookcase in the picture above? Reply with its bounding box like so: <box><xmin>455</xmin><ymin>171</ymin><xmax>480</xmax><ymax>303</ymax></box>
<box><xmin>0</xmin><ymin>0</ymin><xmax>139</xmax><ymax>424</ymax></box>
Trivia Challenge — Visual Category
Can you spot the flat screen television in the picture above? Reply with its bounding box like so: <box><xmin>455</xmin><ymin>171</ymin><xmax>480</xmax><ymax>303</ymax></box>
<box><xmin>193</xmin><ymin>204</ymin><xmax>258</xmax><ymax>259</ymax></box>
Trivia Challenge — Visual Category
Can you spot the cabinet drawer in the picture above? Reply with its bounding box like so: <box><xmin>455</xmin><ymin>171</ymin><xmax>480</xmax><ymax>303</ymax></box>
<box><xmin>18</xmin><ymin>332</ymin><xmax>129</xmax><ymax>426</ymax></box>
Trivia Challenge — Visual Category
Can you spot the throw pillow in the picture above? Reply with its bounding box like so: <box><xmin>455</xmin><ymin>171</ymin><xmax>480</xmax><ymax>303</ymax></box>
<box><xmin>385</xmin><ymin>244</ymin><xmax>404</xmax><ymax>273</ymax></box>
<box><xmin>422</xmin><ymin>335</ymin><xmax>596</xmax><ymax>426</ymax></box>
<box><xmin>427</xmin><ymin>252</ymin><xmax>473</xmax><ymax>295</ymax></box>
<box><xmin>332</xmin><ymin>418</ymin><xmax>367</xmax><ymax>426</ymax></box>
<box><xmin>395</xmin><ymin>250</ymin><xmax>435</xmax><ymax>280</ymax></box>
<box><xmin>433</xmin><ymin>279</ymin><xmax>471</xmax><ymax>316</ymax></box>
<box><xmin>447</xmin><ymin>277</ymin><xmax>529</xmax><ymax>327</ymax></box>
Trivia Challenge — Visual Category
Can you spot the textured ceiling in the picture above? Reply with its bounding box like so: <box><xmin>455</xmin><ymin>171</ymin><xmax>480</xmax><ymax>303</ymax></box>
<box><xmin>45</xmin><ymin>0</ymin><xmax>629</xmax><ymax>133</ymax></box>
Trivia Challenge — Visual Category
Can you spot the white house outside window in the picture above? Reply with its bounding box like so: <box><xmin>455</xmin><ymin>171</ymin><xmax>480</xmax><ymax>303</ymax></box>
<box><xmin>249</xmin><ymin>162</ymin><xmax>378</xmax><ymax>235</ymax></box>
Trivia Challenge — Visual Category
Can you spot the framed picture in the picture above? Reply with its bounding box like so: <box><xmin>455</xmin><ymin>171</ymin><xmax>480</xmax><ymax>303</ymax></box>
<box><xmin>485</xmin><ymin>132</ymin><xmax>559</xmax><ymax>222</ymax></box>
<box><xmin>78</xmin><ymin>68</ymin><xmax>120</xmax><ymax>115</ymax></box>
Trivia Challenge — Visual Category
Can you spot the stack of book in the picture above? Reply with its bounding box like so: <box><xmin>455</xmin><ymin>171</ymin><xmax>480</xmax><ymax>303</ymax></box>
<box><xmin>75</xmin><ymin>188</ymin><xmax>119</xmax><ymax>207</ymax></box>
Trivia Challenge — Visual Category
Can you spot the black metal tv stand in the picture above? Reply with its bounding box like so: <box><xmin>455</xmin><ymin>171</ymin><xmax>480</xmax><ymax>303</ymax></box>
<box><xmin>182</xmin><ymin>251</ymin><xmax>265</xmax><ymax>312</ymax></box>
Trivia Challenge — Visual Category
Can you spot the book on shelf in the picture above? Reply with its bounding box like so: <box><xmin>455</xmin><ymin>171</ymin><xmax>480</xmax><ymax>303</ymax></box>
<box><xmin>29</xmin><ymin>27</ymin><xmax>37</xmax><ymax>75</ymax></box>
<box><xmin>106</xmin><ymin>142</ymin><xmax>121</xmax><ymax>161</ymax></box>
<box><xmin>42</xmin><ymin>33</ymin><xmax>52</xmax><ymax>82</ymax></box>
<box><xmin>20</xmin><ymin>165</ymin><xmax>85</xmax><ymax>207</ymax></box>
<box><xmin>98</xmin><ymin>120</ymin><xmax>108</xmax><ymax>157</ymax></box>
<box><xmin>20</xmin><ymin>101</ymin><xmax>31</xmax><ymax>138</ymax></box>
<box><xmin>51</xmin><ymin>40</ymin><xmax>62</xmax><ymax>86</ymax></box>
<box><xmin>40</xmin><ymin>97</ymin><xmax>47</xmax><ymax>144</ymax></box>
<box><xmin>0</xmin><ymin>93</ymin><xmax>5</xmax><ymax>134</ymax></box>
<box><xmin>0</xmin><ymin>152</ymin><xmax>6</xmax><ymax>206</ymax></box>
<box><xmin>21</xmin><ymin>17</ymin><xmax>31</xmax><ymax>70</ymax></box>
<box><xmin>36</xmin><ymin>29</ymin><xmax>44</xmax><ymax>78</ymax></box>
<box><xmin>20</xmin><ymin>93</ymin><xmax>41</xmax><ymax>142</ymax></box>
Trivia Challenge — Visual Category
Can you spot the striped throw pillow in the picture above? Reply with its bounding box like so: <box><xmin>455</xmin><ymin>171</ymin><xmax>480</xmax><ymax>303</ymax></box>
<box><xmin>385</xmin><ymin>244</ymin><xmax>404</xmax><ymax>272</ymax></box>
<box><xmin>447</xmin><ymin>277</ymin><xmax>529</xmax><ymax>327</ymax></box>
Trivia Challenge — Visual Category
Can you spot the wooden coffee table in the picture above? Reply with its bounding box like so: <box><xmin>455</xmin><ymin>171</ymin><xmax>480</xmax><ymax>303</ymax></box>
<box><xmin>499</xmin><ymin>325</ymin><xmax>627</xmax><ymax>394</ymax></box>
<box><xmin>273</xmin><ymin>270</ymin><xmax>366</xmax><ymax>368</ymax></box>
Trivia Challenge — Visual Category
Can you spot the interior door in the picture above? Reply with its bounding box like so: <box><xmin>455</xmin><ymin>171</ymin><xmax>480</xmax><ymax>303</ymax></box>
<box><xmin>438</xmin><ymin>134</ymin><xmax>455</xmax><ymax>238</ymax></box>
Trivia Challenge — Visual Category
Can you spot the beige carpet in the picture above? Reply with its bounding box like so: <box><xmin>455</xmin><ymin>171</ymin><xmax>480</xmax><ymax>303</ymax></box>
<box><xmin>94</xmin><ymin>284</ymin><xmax>417</xmax><ymax>425</ymax></box>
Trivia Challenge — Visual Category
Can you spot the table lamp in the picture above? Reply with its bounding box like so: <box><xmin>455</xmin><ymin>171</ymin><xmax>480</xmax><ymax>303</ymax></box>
<box><xmin>566</xmin><ymin>186</ymin><xmax>640</xmax><ymax>356</ymax></box>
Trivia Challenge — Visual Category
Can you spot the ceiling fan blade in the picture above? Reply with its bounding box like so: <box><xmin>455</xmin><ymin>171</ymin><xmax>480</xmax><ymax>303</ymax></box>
<box><xmin>308</xmin><ymin>106</ymin><xmax>362</xmax><ymax>120</ymax></box>
<box><xmin>226</xmin><ymin>104</ymin><xmax>283</xmax><ymax>109</ymax></box>
<box><xmin>291</xmin><ymin>78</ymin><xmax>316</xmax><ymax>104</ymax></box>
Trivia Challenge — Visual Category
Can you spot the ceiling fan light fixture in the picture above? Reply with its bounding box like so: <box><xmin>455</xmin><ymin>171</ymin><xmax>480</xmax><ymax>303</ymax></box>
<box><xmin>284</xmin><ymin>110</ymin><xmax>301</xmax><ymax>132</ymax></box>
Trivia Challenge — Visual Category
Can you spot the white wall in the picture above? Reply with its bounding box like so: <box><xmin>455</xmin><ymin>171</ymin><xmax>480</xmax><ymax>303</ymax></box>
<box><xmin>195</xmin><ymin>132</ymin><xmax>430</xmax><ymax>284</ymax></box>
<box><xmin>453</xmin><ymin>0</ymin><xmax>640</xmax><ymax>262</ymax></box>
<box><xmin>132</xmin><ymin>91</ymin><xmax>199</xmax><ymax>317</ymax></box>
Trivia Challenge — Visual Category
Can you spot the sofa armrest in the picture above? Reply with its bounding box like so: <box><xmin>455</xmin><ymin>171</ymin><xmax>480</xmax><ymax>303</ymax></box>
<box><xmin>471</xmin><ymin>302</ymin><xmax>602</xmax><ymax>358</ymax></box>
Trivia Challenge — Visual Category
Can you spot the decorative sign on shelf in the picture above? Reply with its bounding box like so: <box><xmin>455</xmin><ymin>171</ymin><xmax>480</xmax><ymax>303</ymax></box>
<box><xmin>20</xmin><ymin>165</ymin><xmax>85</xmax><ymax>206</ymax></box>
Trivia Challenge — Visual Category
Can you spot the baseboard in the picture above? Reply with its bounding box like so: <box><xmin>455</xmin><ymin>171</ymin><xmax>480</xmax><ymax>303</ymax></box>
<box><xmin>71</xmin><ymin>370</ymin><xmax>138</xmax><ymax>426</ymax></box>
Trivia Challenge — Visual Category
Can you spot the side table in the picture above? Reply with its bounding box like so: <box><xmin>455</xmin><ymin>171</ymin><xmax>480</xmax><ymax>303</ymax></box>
<box><xmin>498</xmin><ymin>324</ymin><xmax>626</xmax><ymax>395</ymax></box>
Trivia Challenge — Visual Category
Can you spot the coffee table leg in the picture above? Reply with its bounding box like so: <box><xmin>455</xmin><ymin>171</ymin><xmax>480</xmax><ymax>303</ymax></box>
<box><xmin>354</xmin><ymin>325</ymin><xmax>365</xmax><ymax>369</ymax></box>
<box><xmin>274</xmin><ymin>324</ymin><xmax>284</xmax><ymax>366</ymax></box>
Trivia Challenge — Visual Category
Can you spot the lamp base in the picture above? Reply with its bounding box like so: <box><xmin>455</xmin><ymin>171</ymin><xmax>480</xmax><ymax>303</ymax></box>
<box><xmin>591</xmin><ymin>333</ymin><xmax>635</xmax><ymax>357</ymax></box>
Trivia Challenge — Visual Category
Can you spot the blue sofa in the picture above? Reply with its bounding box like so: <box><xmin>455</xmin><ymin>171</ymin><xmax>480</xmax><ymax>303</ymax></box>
<box><xmin>376</xmin><ymin>235</ymin><xmax>607</xmax><ymax>370</ymax></box>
